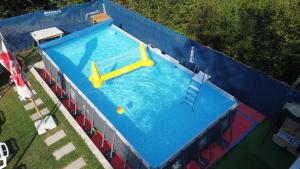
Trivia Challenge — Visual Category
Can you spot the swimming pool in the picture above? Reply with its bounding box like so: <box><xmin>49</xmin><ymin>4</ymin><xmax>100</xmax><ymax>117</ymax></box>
<box><xmin>40</xmin><ymin>20</ymin><xmax>237</xmax><ymax>168</ymax></box>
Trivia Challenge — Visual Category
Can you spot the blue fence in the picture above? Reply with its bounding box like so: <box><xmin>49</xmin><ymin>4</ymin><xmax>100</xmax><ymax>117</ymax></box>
<box><xmin>101</xmin><ymin>0</ymin><xmax>300</xmax><ymax>121</ymax></box>
<box><xmin>0</xmin><ymin>0</ymin><xmax>299</xmax><ymax>121</ymax></box>
<box><xmin>0</xmin><ymin>1</ymin><xmax>103</xmax><ymax>52</ymax></box>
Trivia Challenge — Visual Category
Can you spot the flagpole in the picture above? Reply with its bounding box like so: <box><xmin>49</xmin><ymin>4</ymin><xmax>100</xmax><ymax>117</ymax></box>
<box><xmin>31</xmin><ymin>97</ymin><xmax>43</xmax><ymax>120</ymax></box>
<box><xmin>27</xmin><ymin>83</ymin><xmax>44</xmax><ymax>120</ymax></box>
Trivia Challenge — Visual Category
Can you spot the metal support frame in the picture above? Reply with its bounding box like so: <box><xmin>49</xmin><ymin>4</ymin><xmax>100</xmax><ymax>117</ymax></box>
<box><xmin>60</xmin><ymin>77</ymin><xmax>64</xmax><ymax>98</ymax></box>
<box><xmin>68</xmin><ymin>82</ymin><xmax>71</xmax><ymax>107</ymax></box>
<box><xmin>123</xmin><ymin>146</ymin><xmax>130</xmax><ymax>169</ymax></box>
<box><xmin>55</xmin><ymin>68</ymin><xmax>58</xmax><ymax>92</ymax></box>
<box><xmin>74</xmin><ymin>90</ymin><xmax>78</xmax><ymax>115</ymax></box>
<box><xmin>44</xmin><ymin>63</ymin><xmax>47</xmax><ymax>79</ymax></box>
<box><xmin>207</xmin><ymin>130</ymin><xmax>212</xmax><ymax>161</ymax></box>
<box><xmin>101</xmin><ymin>124</ymin><xmax>106</xmax><ymax>149</ymax></box>
<box><xmin>83</xmin><ymin>100</ymin><xmax>87</xmax><ymax>126</ymax></box>
<box><xmin>90</xmin><ymin>108</ymin><xmax>95</xmax><ymax>135</ymax></box>
<box><xmin>48</xmin><ymin>60</ymin><xmax>52</xmax><ymax>85</ymax></box>
<box><xmin>110</xmin><ymin>132</ymin><xmax>116</xmax><ymax>159</ymax></box>
<box><xmin>217</xmin><ymin>112</ymin><xmax>233</xmax><ymax>150</ymax></box>
<box><xmin>137</xmin><ymin>159</ymin><xmax>142</xmax><ymax>169</ymax></box>
<box><xmin>229</xmin><ymin>112</ymin><xmax>233</xmax><ymax>143</ymax></box>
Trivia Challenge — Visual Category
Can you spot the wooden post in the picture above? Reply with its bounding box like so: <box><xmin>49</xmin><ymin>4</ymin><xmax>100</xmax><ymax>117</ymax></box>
<box><xmin>27</xmin><ymin>84</ymin><xmax>43</xmax><ymax>120</ymax></box>
<box><xmin>31</xmin><ymin>97</ymin><xmax>43</xmax><ymax>120</ymax></box>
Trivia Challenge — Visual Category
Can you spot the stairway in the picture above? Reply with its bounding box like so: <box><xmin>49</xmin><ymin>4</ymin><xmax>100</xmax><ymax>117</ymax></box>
<box><xmin>184</xmin><ymin>83</ymin><xmax>199</xmax><ymax>111</ymax></box>
<box><xmin>184</xmin><ymin>68</ymin><xmax>211</xmax><ymax>111</ymax></box>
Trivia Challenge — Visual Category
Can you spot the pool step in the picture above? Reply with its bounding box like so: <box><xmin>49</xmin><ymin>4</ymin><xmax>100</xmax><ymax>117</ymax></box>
<box><xmin>185</xmin><ymin>99</ymin><xmax>195</xmax><ymax>107</ymax></box>
<box><xmin>185</xmin><ymin>94</ymin><xmax>196</xmax><ymax>101</ymax></box>
<box><xmin>186</xmin><ymin>89</ymin><xmax>198</xmax><ymax>96</ymax></box>
<box><xmin>189</xmin><ymin>85</ymin><xmax>199</xmax><ymax>91</ymax></box>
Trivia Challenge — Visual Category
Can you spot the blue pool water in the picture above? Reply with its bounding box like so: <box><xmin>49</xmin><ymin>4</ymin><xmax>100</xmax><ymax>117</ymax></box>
<box><xmin>42</xmin><ymin>25</ymin><xmax>237</xmax><ymax>167</ymax></box>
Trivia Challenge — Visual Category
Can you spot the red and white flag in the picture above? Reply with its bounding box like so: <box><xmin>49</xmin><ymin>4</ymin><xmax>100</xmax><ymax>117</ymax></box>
<box><xmin>0</xmin><ymin>34</ymin><xmax>32</xmax><ymax>100</ymax></box>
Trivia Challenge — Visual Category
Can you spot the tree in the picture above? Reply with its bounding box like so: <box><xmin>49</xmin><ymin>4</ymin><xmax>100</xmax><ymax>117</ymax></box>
<box><xmin>0</xmin><ymin>0</ymin><xmax>85</xmax><ymax>18</ymax></box>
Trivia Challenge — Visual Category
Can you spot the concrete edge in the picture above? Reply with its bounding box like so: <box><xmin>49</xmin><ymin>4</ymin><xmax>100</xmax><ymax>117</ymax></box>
<box><xmin>30</xmin><ymin>63</ymin><xmax>113</xmax><ymax>169</ymax></box>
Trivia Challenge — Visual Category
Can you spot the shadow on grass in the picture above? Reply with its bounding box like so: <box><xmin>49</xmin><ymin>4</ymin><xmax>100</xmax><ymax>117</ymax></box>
<box><xmin>11</xmin><ymin>102</ymin><xmax>60</xmax><ymax>168</ymax></box>
<box><xmin>0</xmin><ymin>69</ymin><xmax>11</xmax><ymax>96</ymax></box>
<box><xmin>12</xmin><ymin>131</ymin><xmax>36</xmax><ymax>169</ymax></box>
<box><xmin>47</xmin><ymin>102</ymin><xmax>60</xmax><ymax>126</ymax></box>
<box><xmin>0</xmin><ymin>110</ymin><xmax>6</xmax><ymax>134</ymax></box>
<box><xmin>0</xmin><ymin>83</ymin><xmax>13</xmax><ymax>103</ymax></box>
<box><xmin>5</xmin><ymin>138</ymin><xmax>19</xmax><ymax>164</ymax></box>
<box><xmin>13</xmin><ymin>163</ymin><xmax>27</xmax><ymax>169</ymax></box>
<box><xmin>17</xmin><ymin>48</ymin><xmax>42</xmax><ymax>73</ymax></box>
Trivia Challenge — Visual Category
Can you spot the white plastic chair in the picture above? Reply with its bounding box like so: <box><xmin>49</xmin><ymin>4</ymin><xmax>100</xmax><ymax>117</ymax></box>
<box><xmin>0</xmin><ymin>142</ymin><xmax>9</xmax><ymax>169</ymax></box>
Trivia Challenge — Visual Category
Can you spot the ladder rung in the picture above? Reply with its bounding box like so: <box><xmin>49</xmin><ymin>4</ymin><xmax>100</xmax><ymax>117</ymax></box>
<box><xmin>185</xmin><ymin>94</ymin><xmax>196</xmax><ymax>101</ymax></box>
<box><xmin>187</xmin><ymin>89</ymin><xmax>198</xmax><ymax>96</ymax></box>
<box><xmin>184</xmin><ymin>99</ymin><xmax>194</xmax><ymax>106</ymax></box>
<box><xmin>189</xmin><ymin>85</ymin><xmax>199</xmax><ymax>91</ymax></box>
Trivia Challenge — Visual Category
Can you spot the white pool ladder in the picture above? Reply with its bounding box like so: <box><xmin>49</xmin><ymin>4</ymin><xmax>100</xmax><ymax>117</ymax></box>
<box><xmin>184</xmin><ymin>84</ymin><xmax>199</xmax><ymax>110</ymax></box>
<box><xmin>184</xmin><ymin>66</ymin><xmax>210</xmax><ymax>111</ymax></box>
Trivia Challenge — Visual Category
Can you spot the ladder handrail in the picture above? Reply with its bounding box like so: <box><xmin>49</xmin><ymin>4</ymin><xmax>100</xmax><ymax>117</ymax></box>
<box><xmin>193</xmin><ymin>65</ymin><xmax>200</xmax><ymax>75</ymax></box>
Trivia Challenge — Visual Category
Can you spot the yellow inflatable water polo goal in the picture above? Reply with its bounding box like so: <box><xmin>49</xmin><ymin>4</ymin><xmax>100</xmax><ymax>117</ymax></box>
<box><xmin>89</xmin><ymin>43</ymin><xmax>154</xmax><ymax>88</ymax></box>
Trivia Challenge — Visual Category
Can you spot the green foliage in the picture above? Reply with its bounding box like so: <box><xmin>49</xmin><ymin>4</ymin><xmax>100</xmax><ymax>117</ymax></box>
<box><xmin>113</xmin><ymin>0</ymin><xmax>300</xmax><ymax>84</ymax></box>
<box><xmin>0</xmin><ymin>0</ymin><xmax>86</xmax><ymax>18</ymax></box>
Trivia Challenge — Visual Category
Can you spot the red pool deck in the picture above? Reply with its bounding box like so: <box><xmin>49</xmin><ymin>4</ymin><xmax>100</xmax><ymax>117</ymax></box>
<box><xmin>36</xmin><ymin>68</ymin><xmax>265</xmax><ymax>169</ymax></box>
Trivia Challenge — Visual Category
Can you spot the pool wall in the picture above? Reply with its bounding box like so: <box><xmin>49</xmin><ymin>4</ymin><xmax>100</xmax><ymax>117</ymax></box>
<box><xmin>38</xmin><ymin>19</ymin><xmax>238</xmax><ymax>168</ymax></box>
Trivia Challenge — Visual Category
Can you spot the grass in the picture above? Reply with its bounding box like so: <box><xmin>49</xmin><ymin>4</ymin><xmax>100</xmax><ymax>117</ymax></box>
<box><xmin>0</xmin><ymin>50</ymin><xmax>103</xmax><ymax>168</ymax></box>
<box><xmin>211</xmin><ymin>120</ymin><xmax>296</xmax><ymax>169</ymax></box>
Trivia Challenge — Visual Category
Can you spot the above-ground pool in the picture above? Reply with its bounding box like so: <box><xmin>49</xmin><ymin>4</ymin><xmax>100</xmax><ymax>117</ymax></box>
<box><xmin>40</xmin><ymin>21</ymin><xmax>237</xmax><ymax>168</ymax></box>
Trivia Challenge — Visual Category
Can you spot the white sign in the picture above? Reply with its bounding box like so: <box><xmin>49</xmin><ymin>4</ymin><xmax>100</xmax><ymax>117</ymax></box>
<box><xmin>189</xmin><ymin>46</ymin><xmax>195</xmax><ymax>63</ymax></box>
<box><xmin>44</xmin><ymin>10</ymin><xmax>62</xmax><ymax>16</ymax></box>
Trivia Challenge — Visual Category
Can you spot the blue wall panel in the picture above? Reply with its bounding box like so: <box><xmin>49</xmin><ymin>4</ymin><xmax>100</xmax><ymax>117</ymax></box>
<box><xmin>0</xmin><ymin>1</ymin><xmax>103</xmax><ymax>51</ymax></box>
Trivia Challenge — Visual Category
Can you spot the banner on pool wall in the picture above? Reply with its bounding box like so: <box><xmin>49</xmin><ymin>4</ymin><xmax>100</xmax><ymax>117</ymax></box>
<box><xmin>189</xmin><ymin>46</ymin><xmax>195</xmax><ymax>64</ymax></box>
<box><xmin>44</xmin><ymin>10</ymin><xmax>62</xmax><ymax>16</ymax></box>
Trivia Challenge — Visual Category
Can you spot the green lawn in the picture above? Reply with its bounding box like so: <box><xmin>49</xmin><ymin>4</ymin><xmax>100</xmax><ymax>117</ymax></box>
<box><xmin>212</xmin><ymin>120</ymin><xmax>296</xmax><ymax>169</ymax></box>
<box><xmin>0</xmin><ymin>58</ymin><xmax>103</xmax><ymax>168</ymax></box>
